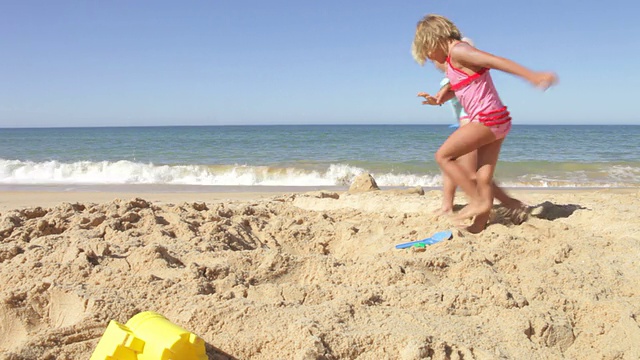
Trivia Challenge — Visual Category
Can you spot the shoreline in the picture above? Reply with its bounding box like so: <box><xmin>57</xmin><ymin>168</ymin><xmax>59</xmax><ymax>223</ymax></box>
<box><xmin>1</xmin><ymin>185</ymin><xmax>638</xmax><ymax>212</ymax></box>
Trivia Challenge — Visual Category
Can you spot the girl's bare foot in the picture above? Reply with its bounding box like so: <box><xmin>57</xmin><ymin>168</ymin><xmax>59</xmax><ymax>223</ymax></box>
<box><xmin>434</xmin><ymin>205</ymin><xmax>453</xmax><ymax>217</ymax></box>
<box><xmin>501</xmin><ymin>197</ymin><xmax>527</xmax><ymax>211</ymax></box>
<box><xmin>495</xmin><ymin>199</ymin><xmax>530</xmax><ymax>225</ymax></box>
<box><xmin>465</xmin><ymin>221</ymin><xmax>486</xmax><ymax>234</ymax></box>
<box><xmin>453</xmin><ymin>200</ymin><xmax>492</xmax><ymax>222</ymax></box>
<box><xmin>452</xmin><ymin>211</ymin><xmax>489</xmax><ymax>233</ymax></box>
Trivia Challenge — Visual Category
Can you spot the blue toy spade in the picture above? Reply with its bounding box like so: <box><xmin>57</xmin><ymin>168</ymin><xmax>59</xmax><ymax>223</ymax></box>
<box><xmin>395</xmin><ymin>230</ymin><xmax>453</xmax><ymax>249</ymax></box>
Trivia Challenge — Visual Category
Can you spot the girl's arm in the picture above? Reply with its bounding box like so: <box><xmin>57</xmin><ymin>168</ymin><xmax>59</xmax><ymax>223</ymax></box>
<box><xmin>435</xmin><ymin>84</ymin><xmax>455</xmax><ymax>104</ymax></box>
<box><xmin>417</xmin><ymin>92</ymin><xmax>439</xmax><ymax>105</ymax></box>
<box><xmin>451</xmin><ymin>43</ymin><xmax>558</xmax><ymax>89</ymax></box>
<box><xmin>417</xmin><ymin>83</ymin><xmax>455</xmax><ymax>106</ymax></box>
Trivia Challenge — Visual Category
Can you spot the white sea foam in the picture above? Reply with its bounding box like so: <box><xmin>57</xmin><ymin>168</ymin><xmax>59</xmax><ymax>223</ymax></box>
<box><xmin>0</xmin><ymin>159</ymin><xmax>432</xmax><ymax>187</ymax></box>
<box><xmin>606</xmin><ymin>165</ymin><xmax>640</xmax><ymax>182</ymax></box>
<box><xmin>1</xmin><ymin>159</ymin><xmax>638</xmax><ymax>187</ymax></box>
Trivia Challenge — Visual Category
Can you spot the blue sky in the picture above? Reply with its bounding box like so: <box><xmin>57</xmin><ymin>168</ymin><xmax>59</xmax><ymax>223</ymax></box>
<box><xmin>1</xmin><ymin>1</ymin><xmax>638</xmax><ymax>127</ymax></box>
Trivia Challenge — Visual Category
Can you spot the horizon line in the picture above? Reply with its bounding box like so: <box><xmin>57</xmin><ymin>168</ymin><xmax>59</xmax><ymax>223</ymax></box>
<box><xmin>2</xmin><ymin>123</ymin><xmax>639</xmax><ymax>130</ymax></box>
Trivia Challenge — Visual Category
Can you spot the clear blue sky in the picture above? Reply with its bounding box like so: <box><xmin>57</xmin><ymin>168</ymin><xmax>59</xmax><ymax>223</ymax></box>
<box><xmin>1</xmin><ymin>1</ymin><xmax>638</xmax><ymax>127</ymax></box>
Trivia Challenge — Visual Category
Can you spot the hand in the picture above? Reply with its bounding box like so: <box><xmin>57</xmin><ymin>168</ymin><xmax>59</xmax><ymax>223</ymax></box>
<box><xmin>530</xmin><ymin>72</ymin><xmax>558</xmax><ymax>91</ymax></box>
<box><xmin>417</xmin><ymin>92</ymin><xmax>439</xmax><ymax>106</ymax></box>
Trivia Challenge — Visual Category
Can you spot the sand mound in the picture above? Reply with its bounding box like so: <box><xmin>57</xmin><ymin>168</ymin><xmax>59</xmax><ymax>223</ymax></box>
<box><xmin>0</xmin><ymin>190</ymin><xmax>639</xmax><ymax>359</ymax></box>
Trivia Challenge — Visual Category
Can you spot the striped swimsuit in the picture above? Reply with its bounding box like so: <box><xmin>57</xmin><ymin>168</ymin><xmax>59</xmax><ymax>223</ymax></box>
<box><xmin>446</xmin><ymin>46</ymin><xmax>512</xmax><ymax>139</ymax></box>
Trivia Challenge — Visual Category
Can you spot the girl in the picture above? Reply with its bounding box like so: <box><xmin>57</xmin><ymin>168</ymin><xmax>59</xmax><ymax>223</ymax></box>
<box><xmin>412</xmin><ymin>14</ymin><xmax>557</xmax><ymax>228</ymax></box>
<box><xmin>419</xmin><ymin>51</ymin><xmax>526</xmax><ymax>232</ymax></box>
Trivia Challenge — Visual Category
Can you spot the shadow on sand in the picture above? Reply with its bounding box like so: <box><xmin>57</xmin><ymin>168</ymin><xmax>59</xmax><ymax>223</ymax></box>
<box><xmin>487</xmin><ymin>201</ymin><xmax>589</xmax><ymax>226</ymax></box>
<box><xmin>206</xmin><ymin>343</ymin><xmax>239</xmax><ymax>360</ymax></box>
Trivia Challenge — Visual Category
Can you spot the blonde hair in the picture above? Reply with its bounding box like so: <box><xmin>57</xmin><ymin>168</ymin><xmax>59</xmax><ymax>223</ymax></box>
<box><xmin>412</xmin><ymin>14</ymin><xmax>462</xmax><ymax>65</ymax></box>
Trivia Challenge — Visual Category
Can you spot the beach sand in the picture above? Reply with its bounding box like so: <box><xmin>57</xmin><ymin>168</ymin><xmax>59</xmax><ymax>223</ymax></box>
<box><xmin>1</xmin><ymin>187</ymin><xmax>639</xmax><ymax>359</ymax></box>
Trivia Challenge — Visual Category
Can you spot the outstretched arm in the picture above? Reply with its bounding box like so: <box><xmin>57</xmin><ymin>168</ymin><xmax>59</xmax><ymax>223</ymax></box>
<box><xmin>417</xmin><ymin>92</ymin><xmax>439</xmax><ymax>105</ymax></box>
<box><xmin>435</xmin><ymin>83</ymin><xmax>455</xmax><ymax>104</ymax></box>
<box><xmin>451</xmin><ymin>43</ymin><xmax>558</xmax><ymax>90</ymax></box>
<box><xmin>418</xmin><ymin>83</ymin><xmax>455</xmax><ymax>106</ymax></box>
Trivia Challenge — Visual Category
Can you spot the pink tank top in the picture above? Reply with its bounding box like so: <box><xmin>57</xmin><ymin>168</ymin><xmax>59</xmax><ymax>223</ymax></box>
<box><xmin>446</xmin><ymin>48</ymin><xmax>511</xmax><ymax>126</ymax></box>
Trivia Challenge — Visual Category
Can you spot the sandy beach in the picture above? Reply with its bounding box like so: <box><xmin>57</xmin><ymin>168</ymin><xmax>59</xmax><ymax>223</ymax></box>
<box><xmin>1</xmin><ymin>186</ymin><xmax>639</xmax><ymax>359</ymax></box>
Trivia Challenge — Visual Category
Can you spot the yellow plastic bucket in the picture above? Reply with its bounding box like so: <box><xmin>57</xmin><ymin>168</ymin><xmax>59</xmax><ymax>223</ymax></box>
<box><xmin>90</xmin><ymin>311</ymin><xmax>207</xmax><ymax>360</ymax></box>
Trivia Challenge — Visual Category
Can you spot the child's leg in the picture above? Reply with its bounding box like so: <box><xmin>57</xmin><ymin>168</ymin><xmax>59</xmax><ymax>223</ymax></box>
<box><xmin>439</xmin><ymin>151</ymin><xmax>477</xmax><ymax>214</ymax></box>
<box><xmin>493</xmin><ymin>183</ymin><xmax>525</xmax><ymax>209</ymax></box>
<box><xmin>440</xmin><ymin>172</ymin><xmax>456</xmax><ymax>214</ymax></box>
<box><xmin>467</xmin><ymin>211</ymin><xmax>491</xmax><ymax>233</ymax></box>
<box><xmin>435</xmin><ymin>123</ymin><xmax>496</xmax><ymax>216</ymax></box>
<box><xmin>466</xmin><ymin>184</ymin><xmax>506</xmax><ymax>234</ymax></box>
<box><xmin>465</xmin><ymin>182</ymin><xmax>526</xmax><ymax>233</ymax></box>
<box><xmin>454</xmin><ymin>137</ymin><xmax>505</xmax><ymax>221</ymax></box>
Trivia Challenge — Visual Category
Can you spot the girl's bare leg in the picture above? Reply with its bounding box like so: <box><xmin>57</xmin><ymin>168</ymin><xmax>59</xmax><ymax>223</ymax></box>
<box><xmin>462</xmin><ymin>182</ymin><xmax>524</xmax><ymax>233</ymax></box>
<box><xmin>439</xmin><ymin>151</ymin><xmax>477</xmax><ymax>214</ymax></box>
<box><xmin>455</xmin><ymin>137</ymin><xmax>505</xmax><ymax>222</ymax></box>
<box><xmin>435</xmin><ymin>123</ymin><xmax>497</xmax><ymax>220</ymax></box>
<box><xmin>439</xmin><ymin>172</ymin><xmax>456</xmax><ymax>214</ymax></box>
<box><xmin>493</xmin><ymin>185</ymin><xmax>525</xmax><ymax>209</ymax></box>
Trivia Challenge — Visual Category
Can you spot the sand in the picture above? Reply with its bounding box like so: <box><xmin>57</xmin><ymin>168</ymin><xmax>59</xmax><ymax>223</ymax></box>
<box><xmin>0</xmin><ymin>187</ymin><xmax>639</xmax><ymax>359</ymax></box>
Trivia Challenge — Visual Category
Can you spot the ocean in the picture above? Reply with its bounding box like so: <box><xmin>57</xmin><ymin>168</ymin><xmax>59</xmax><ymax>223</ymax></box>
<box><xmin>1</xmin><ymin>125</ymin><xmax>639</xmax><ymax>190</ymax></box>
